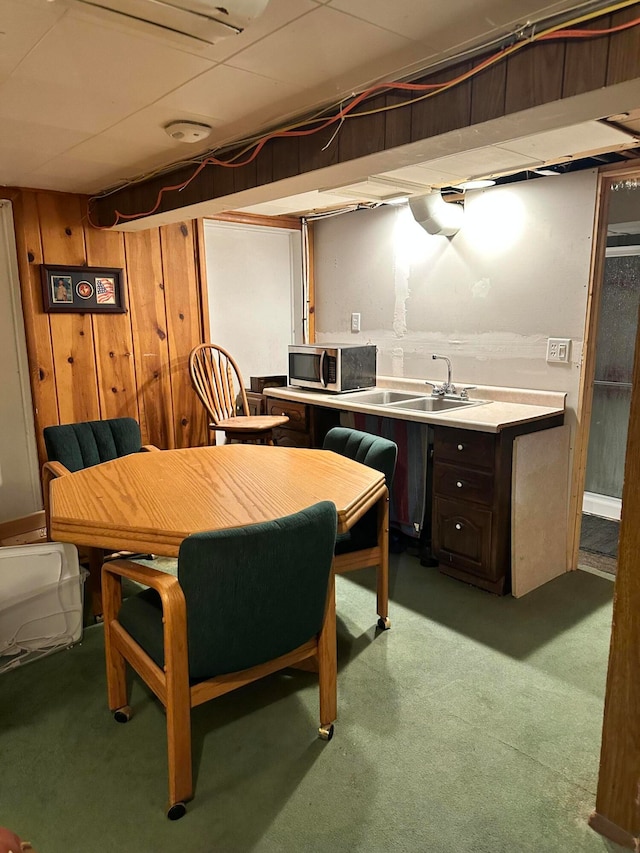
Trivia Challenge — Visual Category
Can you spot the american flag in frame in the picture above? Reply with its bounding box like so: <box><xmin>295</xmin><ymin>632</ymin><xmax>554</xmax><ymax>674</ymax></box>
<box><xmin>40</xmin><ymin>265</ymin><xmax>126</xmax><ymax>314</ymax></box>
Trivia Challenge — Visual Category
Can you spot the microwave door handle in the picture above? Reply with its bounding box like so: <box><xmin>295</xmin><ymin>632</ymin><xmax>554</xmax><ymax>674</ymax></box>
<box><xmin>319</xmin><ymin>350</ymin><xmax>328</xmax><ymax>387</ymax></box>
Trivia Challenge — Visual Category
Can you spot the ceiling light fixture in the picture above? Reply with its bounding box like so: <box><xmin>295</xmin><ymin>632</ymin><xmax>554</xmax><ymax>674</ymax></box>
<box><xmin>455</xmin><ymin>179</ymin><xmax>496</xmax><ymax>190</ymax></box>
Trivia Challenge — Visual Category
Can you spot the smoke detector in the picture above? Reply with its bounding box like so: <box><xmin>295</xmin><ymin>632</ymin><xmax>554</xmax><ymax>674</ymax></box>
<box><xmin>164</xmin><ymin>121</ymin><xmax>213</xmax><ymax>144</ymax></box>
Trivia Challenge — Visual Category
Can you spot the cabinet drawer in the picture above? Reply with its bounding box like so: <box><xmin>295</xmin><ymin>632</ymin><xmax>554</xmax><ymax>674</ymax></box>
<box><xmin>432</xmin><ymin>496</ymin><xmax>493</xmax><ymax>577</ymax></box>
<box><xmin>266</xmin><ymin>399</ymin><xmax>308</xmax><ymax>432</ymax></box>
<box><xmin>434</xmin><ymin>427</ymin><xmax>495</xmax><ymax>469</ymax></box>
<box><xmin>433</xmin><ymin>462</ymin><xmax>494</xmax><ymax>506</ymax></box>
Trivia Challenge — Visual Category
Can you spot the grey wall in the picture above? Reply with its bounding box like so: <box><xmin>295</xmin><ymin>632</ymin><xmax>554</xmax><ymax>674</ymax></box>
<box><xmin>314</xmin><ymin>169</ymin><xmax>599</xmax><ymax>438</ymax></box>
<box><xmin>0</xmin><ymin>201</ymin><xmax>41</xmax><ymax>522</ymax></box>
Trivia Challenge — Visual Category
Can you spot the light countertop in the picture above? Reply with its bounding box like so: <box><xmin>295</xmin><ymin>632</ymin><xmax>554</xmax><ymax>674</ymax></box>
<box><xmin>264</xmin><ymin>377</ymin><xmax>566</xmax><ymax>434</ymax></box>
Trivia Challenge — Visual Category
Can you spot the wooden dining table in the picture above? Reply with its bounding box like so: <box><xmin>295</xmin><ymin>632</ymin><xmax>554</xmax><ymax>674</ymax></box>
<box><xmin>49</xmin><ymin>444</ymin><xmax>389</xmax><ymax>623</ymax></box>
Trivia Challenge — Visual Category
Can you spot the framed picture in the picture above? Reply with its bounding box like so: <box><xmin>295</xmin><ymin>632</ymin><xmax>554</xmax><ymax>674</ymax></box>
<box><xmin>40</xmin><ymin>265</ymin><xmax>126</xmax><ymax>314</ymax></box>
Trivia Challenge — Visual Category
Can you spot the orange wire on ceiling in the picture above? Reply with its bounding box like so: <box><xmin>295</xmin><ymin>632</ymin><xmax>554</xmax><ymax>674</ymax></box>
<box><xmin>88</xmin><ymin>2</ymin><xmax>640</xmax><ymax>229</ymax></box>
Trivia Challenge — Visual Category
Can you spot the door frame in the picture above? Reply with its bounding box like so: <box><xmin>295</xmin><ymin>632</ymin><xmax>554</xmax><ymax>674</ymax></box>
<box><xmin>568</xmin><ymin>162</ymin><xmax>640</xmax><ymax>570</ymax></box>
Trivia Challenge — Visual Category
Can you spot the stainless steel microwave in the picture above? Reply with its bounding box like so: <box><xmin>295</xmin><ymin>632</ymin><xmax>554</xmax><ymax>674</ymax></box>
<box><xmin>288</xmin><ymin>344</ymin><xmax>376</xmax><ymax>393</ymax></box>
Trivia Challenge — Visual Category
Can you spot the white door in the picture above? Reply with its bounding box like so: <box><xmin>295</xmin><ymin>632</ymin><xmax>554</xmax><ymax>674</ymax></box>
<box><xmin>203</xmin><ymin>219</ymin><xmax>302</xmax><ymax>382</ymax></box>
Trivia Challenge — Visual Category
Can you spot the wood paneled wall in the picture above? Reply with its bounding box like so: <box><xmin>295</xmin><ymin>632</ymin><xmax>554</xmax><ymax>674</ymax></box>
<box><xmin>8</xmin><ymin>188</ymin><xmax>209</xmax><ymax>468</ymax></box>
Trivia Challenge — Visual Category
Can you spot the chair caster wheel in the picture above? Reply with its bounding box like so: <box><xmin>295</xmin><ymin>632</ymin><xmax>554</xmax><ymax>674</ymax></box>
<box><xmin>318</xmin><ymin>723</ymin><xmax>334</xmax><ymax>741</ymax></box>
<box><xmin>377</xmin><ymin>616</ymin><xmax>391</xmax><ymax>630</ymax></box>
<box><xmin>166</xmin><ymin>802</ymin><xmax>186</xmax><ymax>821</ymax></box>
<box><xmin>113</xmin><ymin>706</ymin><xmax>131</xmax><ymax>723</ymax></box>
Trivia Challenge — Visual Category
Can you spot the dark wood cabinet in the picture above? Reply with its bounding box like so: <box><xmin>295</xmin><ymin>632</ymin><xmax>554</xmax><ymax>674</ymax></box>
<box><xmin>432</xmin><ymin>426</ymin><xmax>508</xmax><ymax>593</ymax></box>
<box><xmin>431</xmin><ymin>415</ymin><xmax>563</xmax><ymax>595</ymax></box>
<box><xmin>265</xmin><ymin>398</ymin><xmax>340</xmax><ymax>448</ymax></box>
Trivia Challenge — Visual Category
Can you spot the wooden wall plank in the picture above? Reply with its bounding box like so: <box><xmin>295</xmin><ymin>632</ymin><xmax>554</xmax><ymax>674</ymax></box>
<box><xmin>385</xmin><ymin>89</ymin><xmax>413</xmax><ymax>149</ymax></box>
<box><xmin>160</xmin><ymin>221</ymin><xmax>208</xmax><ymax>448</ymax></box>
<box><xmin>410</xmin><ymin>62</ymin><xmax>472</xmax><ymax>142</ymax></box>
<box><xmin>339</xmin><ymin>93</ymin><xmax>386</xmax><ymax>161</ymax></box>
<box><xmin>606</xmin><ymin>5</ymin><xmax>640</xmax><ymax>85</ymax></box>
<box><xmin>298</xmin><ymin>124</ymin><xmax>340</xmax><ymax>172</ymax></box>
<box><xmin>470</xmin><ymin>62</ymin><xmax>507</xmax><ymax>125</ymax></box>
<box><xmin>272</xmin><ymin>136</ymin><xmax>301</xmax><ymax>182</ymax></box>
<box><xmin>124</xmin><ymin>229</ymin><xmax>175</xmax><ymax>449</ymax></box>
<box><xmin>84</xmin><ymin>210</ymin><xmax>139</xmax><ymax>423</ymax></box>
<box><xmin>10</xmin><ymin>191</ymin><xmax>58</xmax><ymax>464</ymax></box>
<box><xmin>563</xmin><ymin>17</ymin><xmax>609</xmax><ymax>97</ymax></box>
<box><xmin>505</xmin><ymin>41</ymin><xmax>565</xmax><ymax>113</ymax></box>
<box><xmin>37</xmin><ymin>193</ymin><xmax>100</xmax><ymax>425</ymax></box>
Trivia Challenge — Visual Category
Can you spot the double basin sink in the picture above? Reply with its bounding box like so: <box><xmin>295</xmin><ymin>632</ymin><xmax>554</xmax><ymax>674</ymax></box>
<box><xmin>339</xmin><ymin>388</ymin><xmax>490</xmax><ymax>413</ymax></box>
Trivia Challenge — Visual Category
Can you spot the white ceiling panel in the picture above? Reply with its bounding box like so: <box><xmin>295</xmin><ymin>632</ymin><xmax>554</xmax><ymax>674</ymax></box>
<box><xmin>159</xmin><ymin>64</ymin><xmax>300</xmax><ymax>123</ymax></box>
<box><xmin>225</xmin><ymin>6</ymin><xmax>414</xmax><ymax>86</ymax></box>
<box><xmin>190</xmin><ymin>0</ymin><xmax>320</xmax><ymax>64</ymax></box>
<box><xmin>501</xmin><ymin>120</ymin><xmax>639</xmax><ymax>161</ymax></box>
<box><xmin>0</xmin><ymin>0</ymin><xmax>65</xmax><ymax>82</ymax></box>
<box><xmin>12</xmin><ymin>14</ymin><xmax>214</xmax><ymax>99</ymax></box>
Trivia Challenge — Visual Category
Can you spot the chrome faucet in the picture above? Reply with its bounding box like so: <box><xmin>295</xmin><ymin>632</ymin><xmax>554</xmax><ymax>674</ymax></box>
<box><xmin>427</xmin><ymin>354</ymin><xmax>456</xmax><ymax>396</ymax></box>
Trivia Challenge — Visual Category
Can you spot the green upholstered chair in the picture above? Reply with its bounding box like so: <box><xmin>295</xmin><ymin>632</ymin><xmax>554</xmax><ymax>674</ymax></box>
<box><xmin>43</xmin><ymin>417</ymin><xmax>145</xmax><ymax>473</ymax></box>
<box><xmin>102</xmin><ymin>501</ymin><xmax>338</xmax><ymax>819</ymax></box>
<box><xmin>322</xmin><ymin>427</ymin><xmax>398</xmax><ymax>630</ymax></box>
<box><xmin>41</xmin><ymin>417</ymin><xmax>158</xmax><ymax>617</ymax></box>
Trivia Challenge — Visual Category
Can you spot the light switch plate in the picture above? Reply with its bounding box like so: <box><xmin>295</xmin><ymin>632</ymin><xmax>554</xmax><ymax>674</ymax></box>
<box><xmin>547</xmin><ymin>337</ymin><xmax>571</xmax><ymax>363</ymax></box>
<box><xmin>351</xmin><ymin>312</ymin><xmax>361</xmax><ymax>332</ymax></box>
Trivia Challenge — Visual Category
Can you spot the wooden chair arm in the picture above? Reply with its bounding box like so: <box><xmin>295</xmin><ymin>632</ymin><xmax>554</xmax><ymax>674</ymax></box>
<box><xmin>141</xmin><ymin>444</ymin><xmax>161</xmax><ymax>452</ymax></box>
<box><xmin>42</xmin><ymin>461</ymin><xmax>71</xmax><ymax>540</ymax></box>
<box><xmin>42</xmin><ymin>460</ymin><xmax>71</xmax><ymax>479</ymax></box>
<box><xmin>102</xmin><ymin>559</ymin><xmax>189</xmax><ymax>709</ymax></box>
<box><xmin>102</xmin><ymin>558</ymin><xmax>180</xmax><ymax>592</ymax></box>
<box><xmin>102</xmin><ymin>559</ymin><xmax>187</xmax><ymax>648</ymax></box>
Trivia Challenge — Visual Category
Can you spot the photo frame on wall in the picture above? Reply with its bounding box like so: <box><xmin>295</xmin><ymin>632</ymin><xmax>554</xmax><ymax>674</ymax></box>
<box><xmin>41</xmin><ymin>265</ymin><xmax>126</xmax><ymax>314</ymax></box>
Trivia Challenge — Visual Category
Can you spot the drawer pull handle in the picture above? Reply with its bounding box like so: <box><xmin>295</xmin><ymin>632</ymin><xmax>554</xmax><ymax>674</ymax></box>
<box><xmin>456</xmin><ymin>481</ymin><xmax>463</xmax><ymax>488</ymax></box>
<box><xmin>457</xmin><ymin>444</ymin><xmax>464</xmax><ymax>451</ymax></box>
<box><xmin>455</xmin><ymin>523</ymin><xmax>463</xmax><ymax>530</ymax></box>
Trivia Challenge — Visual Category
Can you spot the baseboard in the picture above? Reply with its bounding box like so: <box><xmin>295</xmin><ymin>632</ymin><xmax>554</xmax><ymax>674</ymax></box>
<box><xmin>583</xmin><ymin>492</ymin><xmax>622</xmax><ymax>521</ymax></box>
<box><xmin>588</xmin><ymin>810</ymin><xmax>639</xmax><ymax>850</ymax></box>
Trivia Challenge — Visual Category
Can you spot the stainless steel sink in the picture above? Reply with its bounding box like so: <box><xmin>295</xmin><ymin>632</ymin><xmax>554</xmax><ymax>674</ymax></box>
<box><xmin>387</xmin><ymin>396</ymin><xmax>489</xmax><ymax>412</ymax></box>
<box><xmin>340</xmin><ymin>389</ymin><xmax>425</xmax><ymax>405</ymax></box>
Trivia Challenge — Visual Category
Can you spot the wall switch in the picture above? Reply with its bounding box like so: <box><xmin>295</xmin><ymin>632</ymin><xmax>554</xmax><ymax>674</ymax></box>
<box><xmin>351</xmin><ymin>312</ymin><xmax>361</xmax><ymax>332</ymax></box>
<box><xmin>546</xmin><ymin>337</ymin><xmax>571</xmax><ymax>363</ymax></box>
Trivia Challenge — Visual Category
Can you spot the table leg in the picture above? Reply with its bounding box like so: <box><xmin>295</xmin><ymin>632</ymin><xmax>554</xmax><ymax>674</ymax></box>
<box><xmin>87</xmin><ymin>547</ymin><xmax>104</xmax><ymax>619</ymax></box>
<box><xmin>376</xmin><ymin>489</ymin><xmax>390</xmax><ymax>630</ymax></box>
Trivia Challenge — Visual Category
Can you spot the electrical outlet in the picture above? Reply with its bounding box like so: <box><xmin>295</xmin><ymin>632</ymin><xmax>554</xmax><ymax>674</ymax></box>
<box><xmin>351</xmin><ymin>312</ymin><xmax>361</xmax><ymax>332</ymax></box>
<box><xmin>546</xmin><ymin>337</ymin><xmax>571</xmax><ymax>363</ymax></box>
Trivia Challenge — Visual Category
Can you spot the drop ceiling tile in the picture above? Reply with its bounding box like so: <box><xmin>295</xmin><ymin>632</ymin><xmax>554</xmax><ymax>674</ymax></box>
<box><xmin>22</xmin><ymin>156</ymin><xmax>132</xmax><ymax>194</ymax></box>
<box><xmin>190</xmin><ymin>0</ymin><xmax>318</xmax><ymax>63</ymax></box>
<box><xmin>225</xmin><ymin>5</ymin><xmax>412</xmax><ymax>87</ymax></box>
<box><xmin>327</xmin><ymin>0</ymin><xmax>591</xmax><ymax>52</ymax></box>
<box><xmin>500</xmin><ymin>120</ymin><xmax>639</xmax><ymax>161</ymax></box>
<box><xmin>0</xmin><ymin>0</ymin><xmax>65</xmax><ymax>82</ymax></box>
<box><xmin>12</xmin><ymin>14</ymin><xmax>214</xmax><ymax>103</ymax></box>
<box><xmin>378</xmin><ymin>164</ymin><xmax>468</xmax><ymax>186</ymax></box>
<box><xmin>0</xmin><ymin>116</ymin><xmax>91</xmax><ymax>185</ymax></box>
<box><xmin>159</xmin><ymin>64</ymin><xmax>299</xmax><ymax>123</ymax></box>
<box><xmin>0</xmin><ymin>77</ymin><xmax>144</xmax><ymax>134</ymax></box>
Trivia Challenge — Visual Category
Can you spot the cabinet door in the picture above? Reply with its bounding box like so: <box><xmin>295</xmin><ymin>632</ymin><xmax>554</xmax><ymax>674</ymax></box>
<box><xmin>272</xmin><ymin>427</ymin><xmax>312</xmax><ymax>448</ymax></box>
<box><xmin>433</xmin><ymin>497</ymin><xmax>493</xmax><ymax>577</ymax></box>
<box><xmin>266</xmin><ymin>399</ymin><xmax>308</xmax><ymax>432</ymax></box>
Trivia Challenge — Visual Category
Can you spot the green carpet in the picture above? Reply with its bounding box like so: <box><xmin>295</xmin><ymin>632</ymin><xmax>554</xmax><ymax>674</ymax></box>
<box><xmin>0</xmin><ymin>556</ymin><xmax>624</xmax><ymax>853</ymax></box>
